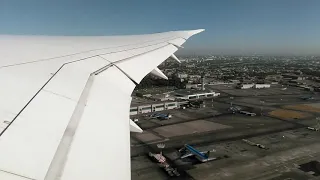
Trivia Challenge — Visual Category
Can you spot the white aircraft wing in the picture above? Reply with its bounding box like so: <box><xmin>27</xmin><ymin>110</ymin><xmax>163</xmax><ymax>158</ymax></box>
<box><xmin>0</xmin><ymin>29</ymin><xmax>204</xmax><ymax>180</ymax></box>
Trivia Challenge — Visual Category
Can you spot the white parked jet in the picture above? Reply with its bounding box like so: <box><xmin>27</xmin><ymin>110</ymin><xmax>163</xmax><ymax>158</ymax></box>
<box><xmin>0</xmin><ymin>29</ymin><xmax>203</xmax><ymax>180</ymax></box>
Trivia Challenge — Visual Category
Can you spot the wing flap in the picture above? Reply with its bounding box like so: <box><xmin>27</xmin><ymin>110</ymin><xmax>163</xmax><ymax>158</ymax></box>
<box><xmin>59</xmin><ymin>66</ymin><xmax>135</xmax><ymax>180</ymax></box>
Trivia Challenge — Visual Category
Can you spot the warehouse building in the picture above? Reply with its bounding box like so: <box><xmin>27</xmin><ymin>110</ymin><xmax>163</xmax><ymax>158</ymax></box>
<box><xmin>130</xmin><ymin>101</ymin><xmax>178</xmax><ymax>115</ymax></box>
<box><xmin>152</xmin><ymin>103</ymin><xmax>165</xmax><ymax>111</ymax></box>
<box><xmin>174</xmin><ymin>89</ymin><xmax>220</xmax><ymax>100</ymax></box>
<box><xmin>254</xmin><ymin>84</ymin><xmax>271</xmax><ymax>89</ymax></box>
<box><xmin>139</xmin><ymin>105</ymin><xmax>152</xmax><ymax>114</ymax></box>
<box><xmin>237</xmin><ymin>83</ymin><xmax>255</xmax><ymax>89</ymax></box>
<box><xmin>237</xmin><ymin>83</ymin><xmax>271</xmax><ymax>89</ymax></box>
<box><xmin>165</xmin><ymin>102</ymin><xmax>178</xmax><ymax>110</ymax></box>
<box><xmin>130</xmin><ymin>107</ymin><xmax>138</xmax><ymax>115</ymax></box>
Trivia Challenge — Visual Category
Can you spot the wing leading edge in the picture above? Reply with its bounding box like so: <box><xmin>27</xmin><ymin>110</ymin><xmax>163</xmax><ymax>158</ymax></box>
<box><xmin>0</xmin><ymin>29</ymin><xmax>204</xmax><ymax>180</ymax></box>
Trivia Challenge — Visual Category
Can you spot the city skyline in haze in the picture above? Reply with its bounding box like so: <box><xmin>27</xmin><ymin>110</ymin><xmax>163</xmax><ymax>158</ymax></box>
<box><xmin>1</xmin><ymin>0</ymin><xmax>319</xmax><ymax>55</ymax></box>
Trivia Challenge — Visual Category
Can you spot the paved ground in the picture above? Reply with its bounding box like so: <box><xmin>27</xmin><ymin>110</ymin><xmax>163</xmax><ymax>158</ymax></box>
<box><xmin>135</xmin><ymin>131</ymin><xmax>162</xmax><ymax>142</ymax></box>
<box><xmin>131</xmin><ymin>85</ymin><xmax>320</xmax><ymax>180</ymax></box>
<box><xmin>153</xmin><ymin>120</ymin><xmax>231</xmax><ymax>138</ymax></box>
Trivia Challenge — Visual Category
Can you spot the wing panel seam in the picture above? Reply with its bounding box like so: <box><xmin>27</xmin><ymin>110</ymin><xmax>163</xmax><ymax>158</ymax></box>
<box><xmin>42</xmin><ymin>89</ymin><xmax>78</xmax><ymax>102</ymax></box>
<box><xmin>0</xmin><ymin>56</ymin><xmax>105</xmax><ymax>136</ymax></box>
<box><xmin>95</xmin><ymin>43</ymin><xmax>175</xmax><ymax>85</ymax></box>
<box><xmin>0</xmin><ymin>36</ymin><xmax>181</xmax><ymax>69</ymax></box>
<box><xmin>0</xmin><ymin>169</ymin><xmax>36</xmax><ymax>180</ymax></box>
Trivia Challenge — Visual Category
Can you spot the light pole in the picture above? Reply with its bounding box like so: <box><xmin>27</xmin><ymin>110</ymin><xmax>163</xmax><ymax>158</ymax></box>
<box><xmin>212</xmin><ymin>98</ymin><xmax>214</xmax><ymax>107</ymax></box>
<box><xmin>230</xmin><ymin>96</ymin><xmax>234</xmax><ymax>107</ymax></box>
<box><xmin>230</xmin><ymin>96</ymin><xmax>234</xmax><ymax>121</ymax></box>
<box><xmin>316</xmin><ymin>117</ymin><xmax>320</xmax><ymax>130</ymax></box>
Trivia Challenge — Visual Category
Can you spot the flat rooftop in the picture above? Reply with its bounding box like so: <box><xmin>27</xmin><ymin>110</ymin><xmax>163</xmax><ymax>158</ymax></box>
<box><xmin>130</xmin><ymin>96</ymin><xmax>177</xmax><ymax>107</ymax></box>
<box><xmin>130</xmin><ymin>96</ymin><xmax>156</xmax><ymax>107</ymax></box>
<box><xmin>174</xmin><ymin>89</ymin><xmax>214</xmax><ymax>96</ymax></box>
<box><xmin>133</xmin><ymin>86</ymin><xmax>176</xmax><ymax>95</ymax></box>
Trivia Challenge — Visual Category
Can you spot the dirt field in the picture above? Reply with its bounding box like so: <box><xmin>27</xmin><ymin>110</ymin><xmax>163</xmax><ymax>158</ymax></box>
<box><xmin>153</xmin><ymin>120</ymin><xmax>231</xmax><ymax>138</ymax></box>
<box><xmin>268</xmin><ymin>109</ymin><xmax>311</xmax><ymax>120</ymax></box>
<box><xmin>284</xmin><ymin>104</ymin><xmax>320</xmax><ymax>113</ymax></box>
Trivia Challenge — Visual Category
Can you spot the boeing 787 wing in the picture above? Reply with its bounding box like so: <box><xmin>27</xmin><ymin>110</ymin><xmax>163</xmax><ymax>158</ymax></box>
<box><xmin>0</xmin><ymin>29</ymin><xmax>204</xmax><ymax>180</ymax></box>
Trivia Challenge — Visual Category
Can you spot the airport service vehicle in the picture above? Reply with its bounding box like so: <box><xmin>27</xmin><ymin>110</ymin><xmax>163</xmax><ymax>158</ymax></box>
<box><xmin>133</xmin><ymin>118</ymin><xmax>139</xmax><ymax>122</ymax></box>
<box><xmin>188</xmin><ymin>100</ymin><xmax>204</xmax><ymax>108</ymax></box>
<box><xmin>242</xmin><ymin>139</ymin><xmax>267</xmax><ymax>149</ymax></box>
<box><xmin>0</xmin><ymin>29</ymin><xmax>203</xmax><ymax>180</ymax></box>
<box><xmin>228</xmin><ymin>106</ymin><xmax>242</xmax><ymax>113</ymax></box>
<box><xmin>179</xmin><ymin>144</ymin><xmax>216</xmax><ymax>162</ymax></box>
<box><xmin>307</xmin><ymin>127</ymin><xmax>319</xmax><ymax>131</ymax></box>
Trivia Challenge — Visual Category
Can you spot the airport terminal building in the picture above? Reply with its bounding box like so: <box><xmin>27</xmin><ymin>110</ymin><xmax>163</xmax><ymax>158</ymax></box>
<box><xmin>130</xmin><ymin>89</ymin><xmax>220</xmax><ymax>115</ymax></box>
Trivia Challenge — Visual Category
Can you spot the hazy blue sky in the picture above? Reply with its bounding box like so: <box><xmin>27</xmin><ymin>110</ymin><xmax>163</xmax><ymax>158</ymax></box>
<box><xmin>1</xmin><ymin>0</ymin><xmax>319</xmax><ymax>55</ymax></box>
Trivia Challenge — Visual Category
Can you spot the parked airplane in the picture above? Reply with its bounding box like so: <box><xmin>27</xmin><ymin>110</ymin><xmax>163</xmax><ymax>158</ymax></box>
<box><xmin>301</xmin><ymin>95</ymin><xmax>314</xmax><ymax>100</ymax></box>
<box><xmin>150</xmin><ymin>113</ymin><xmax>172</xmax><ymax>120</ymax></box>
<box><xmin>228</xmin><ymin>105</ymin><xmax>242</xmax><ymax>113</ymax></box>
<box><xmin>179</xmin><ymin>144</ymin><xmax>216</xmax><ymax>162</ymax></box>
<box><xmin>239</xmin><ymin>110</ymin><xmax>256</xmax><ymax>116</ymax></box>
